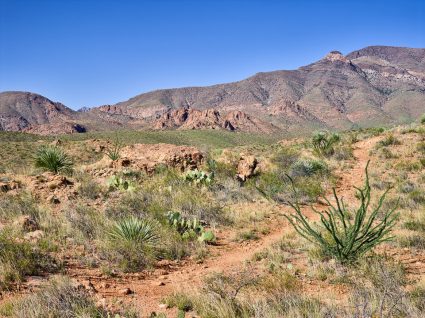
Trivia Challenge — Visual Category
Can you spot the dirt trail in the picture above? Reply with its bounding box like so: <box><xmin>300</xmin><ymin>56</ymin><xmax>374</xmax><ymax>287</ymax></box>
<box><xmin>67</xmin><ymin>137</ymin><xmax>382</xmax><ymax>315</ymax></box>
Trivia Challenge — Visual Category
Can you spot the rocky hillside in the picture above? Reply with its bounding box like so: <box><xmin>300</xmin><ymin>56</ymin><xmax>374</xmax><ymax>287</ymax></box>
<box><xmin>92</xmin><ymin>46</ymin><xmax>425</xmax><ymax>133</ymax></box>
<box><xmin>154</xmin><ymin>108</ymin><xmax>278</xmax><ymax>133</ymax></box>
<box><xmin>0</xmin><ymin>92</ymin><xmax>87</xmax><ymax>134</ymax></box>
<box><xmin>1</xmin><ymin>46</ymin><xmax>424</xmax><ymax>135</ymax></box>
<box><xmin>0</xmin><ymin>92</ymin><xmax>131</xmax><ymax>135</ymax></box>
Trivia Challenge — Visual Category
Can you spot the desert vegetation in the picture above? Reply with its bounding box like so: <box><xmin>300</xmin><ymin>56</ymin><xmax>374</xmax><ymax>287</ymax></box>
<box><xmin>0</xmin><ymin>122</ymin><xmax>424</xmax><ymax>317</ymax></box>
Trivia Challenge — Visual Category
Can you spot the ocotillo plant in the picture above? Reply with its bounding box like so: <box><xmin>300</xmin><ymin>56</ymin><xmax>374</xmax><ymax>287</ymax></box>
<box><xmin>285</xmin><ymin>161</ymin><xmax>399</xmax><ymax>263</ymax></box>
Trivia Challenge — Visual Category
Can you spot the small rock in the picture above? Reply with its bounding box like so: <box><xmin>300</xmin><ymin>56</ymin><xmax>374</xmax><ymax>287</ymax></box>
<box><xmin>119</xmin><ymin>287</ymin><xmax>133</xmax><ymax>295</ymax></box>
<box><xmin>24</xmin><ymin>230</ymin><xmax>44</xmax><ymax>242</ymax></box>
<box><xmin>158</xmin><ymin>303</ymin><xmax>168</xmax><ymax>309</ymax></box>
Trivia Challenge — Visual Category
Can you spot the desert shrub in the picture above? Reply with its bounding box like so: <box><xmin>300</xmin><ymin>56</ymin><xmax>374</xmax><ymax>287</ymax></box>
<box><xmin>398</xmin><ymin>235</ymin><xmax>425</xmax><ymax>249</ymax></box>
<box><xmin>421</xmin><ymin>114</ymin><xmax>425</xmax><ymax>124</ymax></box>
<box><xmin>163</xmin><ymin>292</ymin><xmax>193</xmax><ymax>312</ymax></box>
<box><xmin>290</xmin><ymin>159</ymin><xmax>328</xmax><ymax>178</ymax></box>
<box><xmin>105</xmin><ymin>193</ymin><xmax>150</xmax><ymax>220</ymax></box>
<box><xmin>273</xmin><ymin>147</ymin><xmax>299</xmax><ymax>167</ymax></box>
<box><xmin>350</xmin><ymin>256</ymin><xmax>421</xmax><ymax>318</ymax></box>
<box><xmin>403</xmin><ymin>220</ymin><xmax>425</xmax><ymax>232</ymax></box>
<box><xmin>333</xmin><ymin>145</ymin><xmax>353</xmax><ymax>160</ymax></box>
<box><xmin>410</xmin><ymin>285</ymin><xmax>425</xmax><ymax>312</ymax></box>
<box><xmin>417</xmin><ymin>142</ymin><xmax>425</xmax><ymax>154</ymax></box>
<box><xmin>0</xmin><ymin>193</ymin><xmax>40</xmax><ymax>222</ymax></box>
<box><xmin>286</xmin><ymin>162</ymin><xmax>399</xmax><ymax>263</ymax></box>
<box><xmin>105</xmin><ymin>217</ymin><xmax>160</xmax><ymax>271</ymax></box>
<box><xmin>377</xmin><ymin>134</ymin><xmax>401</xmax><ymax>147</ymax></box>
<box><xmin>0</xmin><ymin>229</ymin><xmax>55</xmax><ymax>290</ymax></box>
<box><xmin>66</xmin><ymin>205</ymin><xmax>103</xmax><ymax>241</ymax></box>
<box><xmin>12</xmin><ymin>276</ymin><xmax>107</xmax><ymax>318</ymax></box>
<box><xmin>409</xmin><ymin>190</ymin><xmax>425</xmax><ymax>205</ymax></box>
<box><xmin>105</xmin><ymin>135</ymin><xmax>123</xmax><ymax>161</ymax></box>
<box><xmin>311</xmin><ymin>131</ymin><xmax>340</xmax><ymax>156</ymax></box>
<box><xmin>34</xmin><ymin>145</ymin><xmax>73</xmax><ymax>174</ymax></box>
<box><xmin>379</xmin><ymin>147</ymin><xmax>398</xmax><ymax>159</ymax></box>
<box><xmin>77</xmin><ymin>179</ymin><xmax>103</xmax><ymax>200</ymax></box>
<box><xmin>190</xmin><ymin>270</ymin><xmax>334</xmax><ymax>318</ymax></box>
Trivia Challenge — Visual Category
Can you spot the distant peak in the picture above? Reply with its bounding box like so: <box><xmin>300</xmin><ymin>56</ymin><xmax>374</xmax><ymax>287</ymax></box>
<box><xmin>324</xmin><ymin>51</ymin><xmax>349</xmax><ymax>63</ymax></box>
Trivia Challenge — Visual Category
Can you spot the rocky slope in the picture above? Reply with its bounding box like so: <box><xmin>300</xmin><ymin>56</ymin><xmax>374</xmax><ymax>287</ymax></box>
<box><xmin>153</xmin><ymin>108</ymin><xmax>278</xmax><ymax>133</ymax></box>
<box><xmin>92</xmin><ymin>46</ymin><xmax>425</xmax><ymax>133</ymax></box>
<box><xmin>0</xmin><ymin>92</ymin><xmax>82</xmax><ymax>133</ymax></box>
<box><xmin>1</xmin><ymin>46</ymin><xmax>424</xmax><ymax>135</ymax></box>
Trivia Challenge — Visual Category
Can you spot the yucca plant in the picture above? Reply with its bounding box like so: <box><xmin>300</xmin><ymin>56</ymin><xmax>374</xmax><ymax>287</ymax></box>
<box><xmin>312</xmin><ymin>131</ymin><xmax>340</xmax><ymax>156</ymax></box>
<box><xmin>105</xmin><ymin>135</ymin><xmax>123</xmax><ymax>161</ymax></box>
<box><xmin>285</xmin><ymin>161</ymin><xmax>399</xmax><ymax>263</ymax></box>
<box><xmin>108</xmin><ymin>217</ymin><xmax>159</xmax><ymax>246</ymax></box>
<box><xmin>34</xmin><ymin>146</ymin><xmax>73</xmax><ymax>174</ymax></box>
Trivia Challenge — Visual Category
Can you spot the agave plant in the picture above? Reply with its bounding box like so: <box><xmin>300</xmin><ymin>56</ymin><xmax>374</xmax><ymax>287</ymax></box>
<box><xmin>34</xmin><ymin>146</ymin><xmax>73</xmax><ymax>174</ymax></box>
<box><xmin>108</xmin><ymin>217</ymin><xmax>160</xmax><ymax>246</ymax></box>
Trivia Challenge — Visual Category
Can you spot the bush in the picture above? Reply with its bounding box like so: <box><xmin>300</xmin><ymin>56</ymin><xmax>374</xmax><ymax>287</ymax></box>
<box><xmin>290</xmin><ymin>159</ymin><xmax>328</xmax><ymax>178</ymax></box>
<box><xmin>0</xmin><ymin>229</ymin><xmax>54</xmax><ymax>290</ymax></box>
<box><xmin>34</xmin><ymin>145</ymin><xmax>73</xmax><ymax>174</ymax></box>
<box><xmin>421</xmin><ymin>114</ymin><xmax>425</xmax><ymax>124</ymax></box>
<box><xmin>311</xmin><ymin>131</ymin><xmax>340</xmax><ymax>156</ymax></box>
<box><xmin>378</xmin><ymin>134</ymin><xmax>401</xmax><ymax>147</ymax></box>
<box><xmin>106</xmin><ymin>217</ymin><xmax>160</xmax><ymax>272</ymax></box>
<box><xmin>286</xmin><ymin>161</ymin><xmax>399</xmax><ymax>263</ymax></box>
<box><xmin>12</xmin><ymin>276</ymin><xmax>107</xmax><ymax>318</ymax></box>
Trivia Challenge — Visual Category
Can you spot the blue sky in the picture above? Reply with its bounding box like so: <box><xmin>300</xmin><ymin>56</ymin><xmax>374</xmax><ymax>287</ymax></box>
<box><xmin>0</xmin><ymin>0</ymin><xmax>424</xmax><ymax>110</ymax></box>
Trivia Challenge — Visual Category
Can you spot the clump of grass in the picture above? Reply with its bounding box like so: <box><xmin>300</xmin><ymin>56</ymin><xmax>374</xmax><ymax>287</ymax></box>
<box><xmin>34</xmin><ymin>145</ymin><xmax>73</xmax><ymax>174</ymax></box>
<box><xmin>0</xmin><ymin>228</ymin><xmax>55</xmax><ymax>290</ymax></box>
<box><xmin>378</xmin><ymin>134</ymin><xmax>401</xmax><ymax>147</ymax></box>
<box><xmin>11</xmin><ymin>276</ymin><xmax>107</xmax><ymax>318</ymax></box>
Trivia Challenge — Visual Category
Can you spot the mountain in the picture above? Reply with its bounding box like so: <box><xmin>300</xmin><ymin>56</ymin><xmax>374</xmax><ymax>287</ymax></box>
<box><xmin>0</xmin><ymin>92</ymin><xmax>131</xmax><ymax>134</ymax></box>
<box><xmin>91</xmin><ymin>45</ymin><xmax>425</xmax><ymax>133</ymax></box>
<box><xmin>0</xmin><ymin>91</ymin><xmax>86</xmax><ymax>134</ymax></box>
<box><xmin>1</xmin><ymin>46</ymin><xmax>424</xmax><ymax>135</ymax></box>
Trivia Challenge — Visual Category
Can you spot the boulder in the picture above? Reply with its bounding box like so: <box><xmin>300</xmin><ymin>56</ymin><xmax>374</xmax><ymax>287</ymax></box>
<box><xmin>236</xmin><ymin>155</ymin><xmax>258</xmax><ymax>181</ymax></box>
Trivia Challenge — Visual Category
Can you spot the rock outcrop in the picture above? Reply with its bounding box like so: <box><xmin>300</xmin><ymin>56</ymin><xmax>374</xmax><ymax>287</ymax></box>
<box><xmin>154</xmin><ymin>108</ymin><xmax>277</xmax><ymax>133</ymax></box>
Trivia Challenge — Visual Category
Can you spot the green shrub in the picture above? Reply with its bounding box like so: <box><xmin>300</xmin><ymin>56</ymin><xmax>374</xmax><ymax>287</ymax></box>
<box><xmin>378</xmin><ymin>134</ymin><xmax>401</xmax><ymax>147</ymax></box>
<box><xmin>0</xmin><ymin>229</ymin><xmax>54</xmax><ymax>290</ymax></box>
<box><xmin>34</xmin><ymin>145</ymin><xmax>73</xmax><ymax>174</ymax></box>
<box><xmin>108</xmin><ymin>217</ymin><xmax>159</xmax><ymax>245</ymax></box>
<box><xmin>106</xmin><ymin>217</ymin><xmax>160</xmax><ymax>272</ymax></box>
<box><xmin>105</xmin><ymin>135</ymin><xmax>123</xmax><ymax>161</ymax></box>
<box><xmin>311</xmin><ymin>131</ymin><xmax>340</xmax><ymax>156</ymax></box>
<box><xmin>286</xmin><ymin>162</ymin><xmax>399</xmax><ymax>263</ymax></box>
<box><xmin>78</xmin><ymin>179</ymin><xmax>103</xmax><ymax>199</ymax></box>
<box><xmin>12</xmin><ymin>276</ymin><xmax>107</xmax><ymax>318</ymax></box>
<box><xmin>421</xmin><ymin>114</ymin><xmax>425</xmax><ymax>124</ymax></box>
<box><xmin>290</xmin><ymin>159</ymin><xmax>328</xmax><ymax>178</ymax></box>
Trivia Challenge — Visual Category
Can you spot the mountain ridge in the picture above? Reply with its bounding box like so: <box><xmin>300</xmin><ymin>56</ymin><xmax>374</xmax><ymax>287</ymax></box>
<box><xmin>1</xmin><ymin>45</ymin><xmax>424</xmax><ymax>135</ymax></box>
